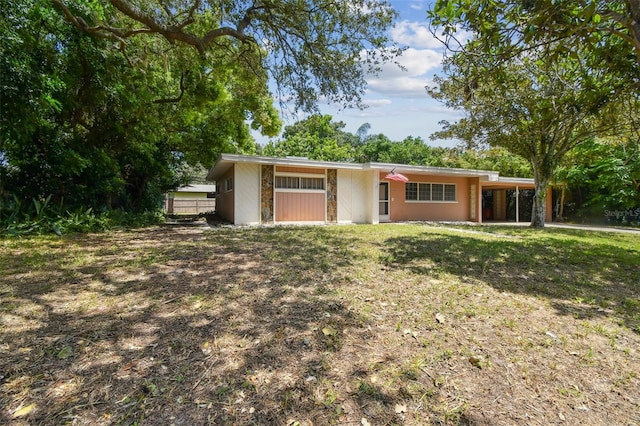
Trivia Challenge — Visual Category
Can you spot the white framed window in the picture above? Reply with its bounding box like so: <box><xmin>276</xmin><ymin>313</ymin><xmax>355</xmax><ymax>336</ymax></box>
<box><xmin>225</xmin><ymin>177</ymin><xmax>233</xmax><ymax>192</ymax></box>
<box><xmin>406</xmin><ymin>182</ymin><xmax>456</xmax><ymax>202</ymax></box>
<box><xmin>275</xmin><ymin>175</ymin><xmax>325</xmax><ymax>191</ymax></box>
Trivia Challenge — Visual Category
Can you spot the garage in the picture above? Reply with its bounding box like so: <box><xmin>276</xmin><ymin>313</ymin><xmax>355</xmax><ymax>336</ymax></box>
<box><xmin>274</xmin><ymin>169</ymin><xmax>326</xmax><ymax>222</ymax></box>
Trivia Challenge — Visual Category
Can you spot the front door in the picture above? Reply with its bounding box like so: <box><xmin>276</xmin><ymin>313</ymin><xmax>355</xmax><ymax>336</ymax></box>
<box><xmin>379</xmin><ymin>182</ymin><xmax>390</xmax><ymax>222</ymax></box>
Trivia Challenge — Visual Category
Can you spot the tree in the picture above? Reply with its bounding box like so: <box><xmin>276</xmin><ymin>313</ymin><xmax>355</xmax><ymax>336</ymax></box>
<box><xmin>428</xmin><ymin>0</ymin><xmax>640</xmax><ymax>79</ymax></box>
<box><xmin>428</xmin><ymin>47</ymin><xmax>617</xmax><ymax>227</ymax></box>
<box><xmin>427</xmin><ymin>0</ymin><xmax>639</xmax><ymax>228</ymax></box>
<box><xmin>262</xmin><ymin>115</ymin><xmax>355</xmax><ymax>161</ymax></box>
<box><xmin>356</xmin><ymin>123</ymin><xmax>372</xmax><ymax>145</ymax></box>
<box><xmin>556</xmin><ymin>137</ymin><xmax>640</xmax><ymax>222</ymax></box>
<box><xmin>1</xmin><ymin>0</ymin><xmax>280</xmax><ymax>212</ymax></box>
<box><xmin>353</xmin><ymin>133</ymin><xmax>393</xmax><ymax>163</ymax></box>
<box><xmin>52</xmin><ymin>0</ymin><xmax>401</xmax><ymax>112</ymax></box>
<box><xmin>456</xmin><ymin>147</ymin><xmax>532</xmax><ymax>178</ymax></box>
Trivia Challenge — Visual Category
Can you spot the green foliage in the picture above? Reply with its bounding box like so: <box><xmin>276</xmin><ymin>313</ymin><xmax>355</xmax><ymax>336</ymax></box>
<box><xmin>263</xmin><ymin>115</ymin><xmax>356</xmax><ymax>161</ymax></box>
<box><xmin>52</xmin><ymin>0</ymin><xmax>401</xmax><ymax>112</ymax></box>
<box><xmin>353</xmin><ymin>134</ymin><xmax>393</xmax><ymax>163</ymax></box>
<box><xmin>1</xmin><ymin>0</ymin><xmax>279</xmax><ymax>223</ymax></box>
<box><xmin>556</xmin><ymin>138</ymin><xmax>640</xmax><ymax>222</ymax></box>
<box><xmin>428</xmin><ymin>0</ymin><xmax>639</xmax><ymax>80</ymax></box>
<box><xmin>2</xmin><ymin>0</ymin><xmax>400</xmax><ymax>232</ymax></box>
<box><xmin>0</xmin><ymin>194</ymin><xmax>164</xmax><ymax>236</ymax></box>
<box><xmin>427</xmin><ymin>36</ymin><xmax>618</xmax><ymax>226</ymax></box>
<box><xmin>262</xmin><ymin>116</ymin><xmax>533</xmax><ymax>178</ymax></box>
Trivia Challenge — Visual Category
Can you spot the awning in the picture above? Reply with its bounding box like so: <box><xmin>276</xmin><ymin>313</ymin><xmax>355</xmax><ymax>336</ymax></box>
<box><xmin>384</xmin><ymin>169</ymin><xmax>409</xmax><ymax>183</ymax></box>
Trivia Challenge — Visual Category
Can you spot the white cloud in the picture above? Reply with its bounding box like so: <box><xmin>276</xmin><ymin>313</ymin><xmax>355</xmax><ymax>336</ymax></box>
<box><xmin>364</xmin><ymin>99</ymin><xmax>393</xmax><ymax>108</ymax></box>
<box><xmin>367</xmin><ymin>75</ymin><xmax>432</xmax><ymax>97</ymax></box>
<box><xmin>363</xmin><ymin>47</ymin><xmax>442</xmax><ymax>98</ymax></box>
<box><xmin>395</xmin><ymin>47</ymin><xmax>442</xmax><ymax>76</ymax></box>
<box><xmin>391</xmin><ymin>20</ymin><xmax>444</xmax><ymax>49</ymax></box>
<box><xmin>366</xmin><ymin>47</ymin><xmax>441</xmax><ymax>78</ymax></box>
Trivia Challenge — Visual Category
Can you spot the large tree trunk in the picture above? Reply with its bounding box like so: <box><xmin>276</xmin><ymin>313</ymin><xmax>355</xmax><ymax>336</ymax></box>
<box><xmin>531</xmin><ymin>175</ymin><xmax>551</xmax><ymax>228</ymax></box>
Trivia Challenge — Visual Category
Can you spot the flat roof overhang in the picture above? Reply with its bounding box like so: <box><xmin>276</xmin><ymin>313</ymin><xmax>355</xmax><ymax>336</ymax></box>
<box><xmin>206</xmin><ymin>154</ymin><xmax>534</xmax><ymax>185</ymax></box>
<box><xmin>206</xmin><ymin>154</ymin><xmax>362</xmax><ymax>181</ymax></box>
<box><xmin>481</xmin><ymin>177</ymin><xmax>536</xmax><ymax>190</ymax></box>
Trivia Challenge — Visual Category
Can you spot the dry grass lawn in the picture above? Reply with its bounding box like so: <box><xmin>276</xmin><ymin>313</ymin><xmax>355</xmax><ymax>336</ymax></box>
<box><xmin>1</xmin><ymin>223</ymin><xmax>639</xmax><ymax>425</ymax></box>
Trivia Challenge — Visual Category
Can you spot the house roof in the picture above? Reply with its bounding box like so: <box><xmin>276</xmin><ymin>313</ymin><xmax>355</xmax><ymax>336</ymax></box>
<box><xmin>171</xmin><ymin>184</ymin><xmax>217</xmax><ymax>193</ymax></box>
<box><xmin>365</xmin><ymin>162</ymin><xmax>500</xmax><ymax>181</ymax></box>
<box><xmin>206</xmin><ymin>154</ymin><xmax>362</xmax><ymax>181</ymax></box>
<box><xmin>206</xmin><ymin>154</ymin><xmax>533</xmax><ymax>185</ymax></box>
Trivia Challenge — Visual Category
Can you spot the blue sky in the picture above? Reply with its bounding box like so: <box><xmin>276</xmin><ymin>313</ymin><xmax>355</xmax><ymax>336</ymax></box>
<box><xmin>255</xmin><ymin>0</ymin><xmax>465</xmax><ymax>148</ymax></box>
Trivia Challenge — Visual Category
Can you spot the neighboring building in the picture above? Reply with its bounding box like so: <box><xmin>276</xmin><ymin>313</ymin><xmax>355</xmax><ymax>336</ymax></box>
<box><xmin>165</xmin><ymin>184</ymin><xmax>216</xmax><ymax>215</ymax></box>
<box><xmin>206</xmin><ymin>154</ymin><xmax>552</xmax><ymax>225</ymax></box>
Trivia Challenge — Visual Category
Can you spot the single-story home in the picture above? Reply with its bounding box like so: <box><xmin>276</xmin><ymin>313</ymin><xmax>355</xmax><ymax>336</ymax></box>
<box><xmin>206</xmin><ymin>154</ymin><xmax>551</xmax><ymax>225</ymax></box>
<box><xmin>165</xmin><ymin>184</ymin><xmax>217</xmax><ymax>215</ymax></box>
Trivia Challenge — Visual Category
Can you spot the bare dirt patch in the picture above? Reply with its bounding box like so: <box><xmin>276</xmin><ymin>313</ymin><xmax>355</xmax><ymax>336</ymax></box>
<box><xmin>1</xmin><ymin>225</ymin><xmax>639</xmax><ymax>425</ymax></box>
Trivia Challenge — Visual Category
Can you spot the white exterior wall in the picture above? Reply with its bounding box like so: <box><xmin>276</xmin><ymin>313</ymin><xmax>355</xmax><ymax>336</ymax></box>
<box><xmin>367</xmin><ymin>170</ymin><xmax>379</xmax><ymax>224</ymax></box>
<box><xmin>337</xmin><ymin>169</ymin><xmax>353</xmax><ymax>223</ymax></box>
<box><xmin>234</xmin><ymin>163</ymin><xmax>261</xmax><ymax>225</ymax></box>
<box><xmin>337</xmin><ymin>169</ymin><xmax>370</xmax><ymax>224</ymax></box>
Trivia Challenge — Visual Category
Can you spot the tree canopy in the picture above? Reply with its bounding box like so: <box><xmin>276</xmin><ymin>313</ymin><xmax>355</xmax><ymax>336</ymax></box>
<box><xmin>427</xmin><ymin>0</ymin><xmax>640</xmax><ymax>227</ymax></box>
<box><xmin>52</xmin><ymin>0</ymin><xmax>401</xmax><ymax>111</ymax></box>
<box><xmin>428</xmin><ymin>0</ymin><xmax>640</xmax><ymax>81</ymax></box>
<box><xmin>262</xmin><ymin>115</ymin><xmax>355</xmax><ymax>161</ymax></box>
<box><xmin>1</xmin><ymin>0</ymin><xmax>282</xmax><ymax>213</ymax></box>
<box><xmin>1</xmin><ymin>0</ymin><xmax>400</xmax><ymax>232</ymax></box>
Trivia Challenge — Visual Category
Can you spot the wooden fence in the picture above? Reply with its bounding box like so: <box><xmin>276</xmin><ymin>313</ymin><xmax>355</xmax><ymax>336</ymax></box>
<box><xmin>165</xmin><ymin>198</ymin><xmax>216</xmax><ymax>215</ymax></box>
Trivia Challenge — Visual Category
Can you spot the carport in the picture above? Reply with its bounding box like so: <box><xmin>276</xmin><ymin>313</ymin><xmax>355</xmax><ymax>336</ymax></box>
<box><xmin>479</xmin><ymin>178</ymin><xmax>552</xmax><ymax>223</ymax></box>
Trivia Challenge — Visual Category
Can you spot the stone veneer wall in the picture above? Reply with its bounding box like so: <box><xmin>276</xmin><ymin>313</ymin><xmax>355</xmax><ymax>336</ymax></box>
<box><xmin>326</xmin><ymin>169</ymin><xmax>337</xmax><ymax>223</ymax></box>
<box><xmin>261</xmin><ymin>165</ymin><xmax>274</xmax><ymax>223</ymax></box>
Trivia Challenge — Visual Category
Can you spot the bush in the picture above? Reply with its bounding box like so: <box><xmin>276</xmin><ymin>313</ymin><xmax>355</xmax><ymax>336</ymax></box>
<box><xmin>0</xmin><ymin>195</ymin><xmax>165</xmax><ymax>236</ymax></box>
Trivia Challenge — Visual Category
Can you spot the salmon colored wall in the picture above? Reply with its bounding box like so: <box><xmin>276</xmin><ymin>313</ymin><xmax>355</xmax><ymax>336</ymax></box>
<box><xmin>384</xmin><ymin>173</ymin><xmax>471</xmax><ymax>222</ymax></box>
<box><xmin>275</xmin><ymin>192</ymin><xmax>325</xmax><ymax>222</ymax></box>
<box><xmin>276</xmin><ymin>166</ymin><xmax>324</xmax><ymax>175</ymax></box>
<box><xmin>216</xmin><ymin>167</ymin><xmax>235</xmax><ymax>223</ymax></box>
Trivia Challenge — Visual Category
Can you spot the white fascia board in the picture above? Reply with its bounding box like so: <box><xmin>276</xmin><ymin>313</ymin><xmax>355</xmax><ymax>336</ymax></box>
<box><xmin>208</xmin><ymin>154</ymin><xmax>364</xmax><ymax>182</ymax></box>
<box><xmin>497</xmin><ymin>177</ymin><xmax>536</xmax><ymax>185</ymax></box>
<box><xmin>206</xmin><ymin>155</ymin><xmax>232</xmax><ymax>181</ymax></box>
<box><xmin>229</xmin><ymin>154</ymin><xmax>363</xmax><ymax>170</ymax></box>
<box><xmin>366</xmin><ymin>162</ymin><xmax>500</xmax><ymax>180</ymax></box>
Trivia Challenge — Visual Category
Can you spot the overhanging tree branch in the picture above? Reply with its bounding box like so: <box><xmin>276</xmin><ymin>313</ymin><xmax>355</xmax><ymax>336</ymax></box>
<box><xmin>153</xmin><ymin>71</ymin><xmax>189</xmax><ymax>104</ymax></box>
<box><xmin>52</xmin><ymin>0</ymin><xmax>256</xmax><ymax>55</ymax></box>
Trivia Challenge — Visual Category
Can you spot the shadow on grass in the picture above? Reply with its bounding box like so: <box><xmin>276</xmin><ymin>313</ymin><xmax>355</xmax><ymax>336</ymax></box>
<box><xmin>381</xmin><ymin>227</ymin><xmax>640</xmax><ymax>333</ymax></box>
<box><xmin>0</xmin><ymin>226</ymin><xmax>409</xmax><ymax>425</ymax></box>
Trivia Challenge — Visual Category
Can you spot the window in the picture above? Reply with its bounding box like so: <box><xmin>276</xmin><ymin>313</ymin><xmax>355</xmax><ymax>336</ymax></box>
<box><xmin>275</xmin><ymin>175</ymin><xmax>324</xmax><ymax>190</ymax></box>
<box><xmin>444</xmin><ymin>184</ymin><xmax>456</xmax><ymax>201</ymax></box>
<box><xmin>275</xmin><ymin>176</ymin><xmax>299</xmax><ymax>189</ymax></box>
<box><xmin>406</xmin><ymin>183</ymin><xmax>456</xmax><ymax>202</ymax></box>
<box><xmin>300</xmin><ymin>177</ymin><xmax>324</xmax><ymax>190</ymax></box>
<box><xmin>406</xmin><ymin>183</ymin><xmax>418</xmax><ymax>200</ymax></box>
<box><xmin>225</xmin><ymin>178</ymin><xmax>233</xmax><ymax>192</ymax></box>
<box><xmin>432</xmin><ymin>184</ymin><xmax>443</xmax><ymax>201</ymax></box>
<box><xmin>419</xmin><ymin>183</ymin><xmax>431</xmax><ymax>201</ymax></box>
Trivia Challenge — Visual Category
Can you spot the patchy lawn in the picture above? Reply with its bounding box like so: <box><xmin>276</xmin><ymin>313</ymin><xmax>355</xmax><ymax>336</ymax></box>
<box><xmin>1</xmin><ymin>224</ymin><xmax>639</xmax><ymax>425</ymax></box>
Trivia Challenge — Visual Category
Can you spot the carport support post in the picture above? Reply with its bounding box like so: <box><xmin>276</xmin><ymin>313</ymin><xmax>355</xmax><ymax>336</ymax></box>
<box><xmin>515</xmin><ymin>186</ymin><xmax>519</xmax><ymax>223</ymax></box>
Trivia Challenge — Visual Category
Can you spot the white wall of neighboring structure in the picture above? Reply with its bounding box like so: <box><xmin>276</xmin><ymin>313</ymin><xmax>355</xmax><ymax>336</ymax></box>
<box><xmin>234</xmin><ymin>162</ymin><xmax>261</xmax><ymax>225</ymax></box>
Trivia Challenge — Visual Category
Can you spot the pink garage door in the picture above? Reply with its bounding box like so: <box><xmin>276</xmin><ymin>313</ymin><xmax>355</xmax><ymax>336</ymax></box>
<box><xmin>275</xmin><ymin>192</ymin><xmax>325</xmax><ymax>222</ymax></box>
